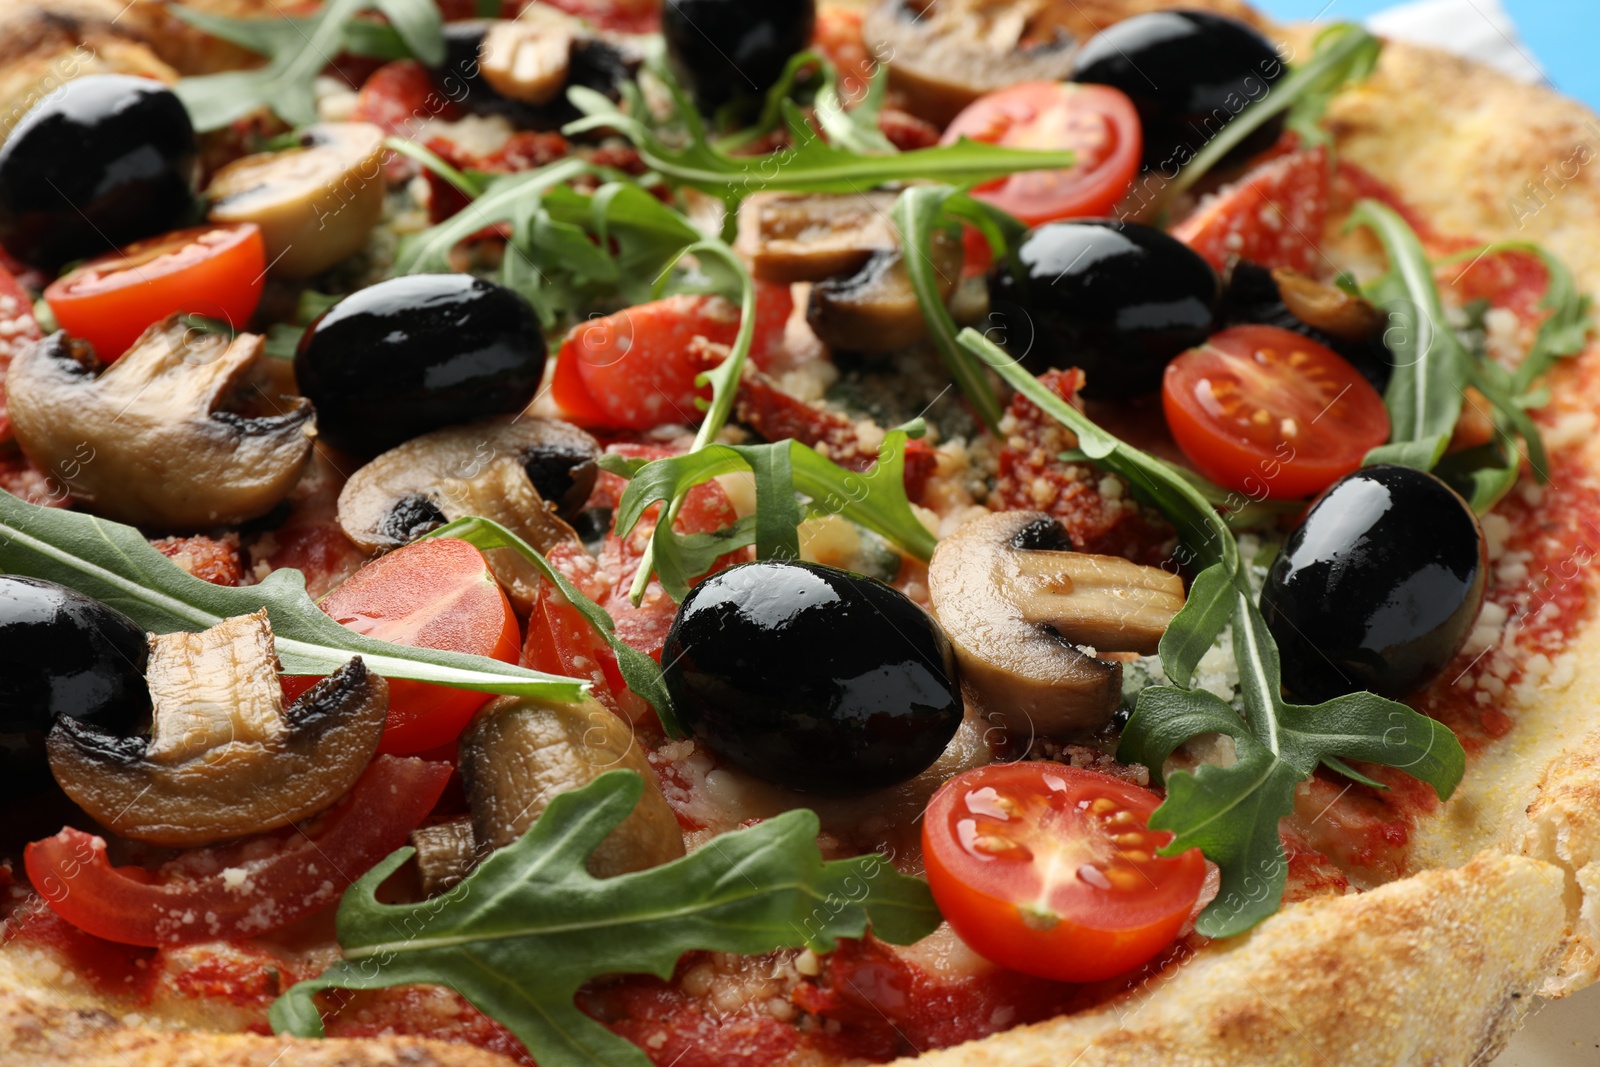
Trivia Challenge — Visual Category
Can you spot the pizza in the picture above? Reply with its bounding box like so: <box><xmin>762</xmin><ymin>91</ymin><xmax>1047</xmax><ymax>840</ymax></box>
<box><xmin>0</xmin><ymin>0</ymin><xmax>1595</xmax><ymax>1065</ymax></box>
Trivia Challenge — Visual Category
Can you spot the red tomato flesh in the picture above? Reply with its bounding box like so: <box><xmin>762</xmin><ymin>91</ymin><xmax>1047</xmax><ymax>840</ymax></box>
<box><xmin>294</xmin><ymin>538</ymin><xmax>521</xmax><ymax>755</ymax></box>
<box><xmin>24</xmin><ymin>755</ymin><xmax>450</xmax><ymax>947</ymax></box>
<box><xmin>1170</xmin><ymin>146</ymin><xmax>1329</xmax><ymax>275</ymax></box>
<box><xmin>923</xmin><ymin>763</ymin><xmax>1205</xmax><ymax>983</ymax></box>
<box><xmin>44</xmin><ymin>224</ymin><xmax>266</xmax><ymax>361</ymax></box>
<box><xmin>1162</xmin><ymin>324</ymin><xmax>1391</xmax><ymax>500</ymax></box>
<box><xmin>942</xmin><ymin>82</ymin><xmax>1142</xmax><ymax>228</ymax></box>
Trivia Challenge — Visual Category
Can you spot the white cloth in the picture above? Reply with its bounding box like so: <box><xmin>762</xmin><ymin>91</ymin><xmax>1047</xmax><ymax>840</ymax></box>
<box><xmin>1365</xmin><ymin>0</ymin><xmax>1547</xmax><ymax>83</ymax></box>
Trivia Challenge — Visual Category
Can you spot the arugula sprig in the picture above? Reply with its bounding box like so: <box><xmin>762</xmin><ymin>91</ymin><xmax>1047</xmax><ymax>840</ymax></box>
<box><xmin>171</xmin><ymin>0</ymin><xmax>444</xmax><ymax>132</ymax></box>
<box><xmin>601</xmin><ymin>422</ymin><xmax>937</xmax><ymax>603</ymax></box>
<box><xmin>716</xmin><ymin>51</ymin><xmax>896</xmax><ymax>156</ymax></box>
<box><xmin>0</xmin><ymin>491</ymin><xmax>585</xmax><ymax>701</ymax></box>
<box><xmin>1163</xmin><ymin>24</ymin><xmax>1380</xmax><ymax>205</ymax></box>
<box><xmin>959</xmin><ymin>328</ymin><xmax>1465</xmax><ymax>939</ymax></box>
<box><xmin>1351</xmin><ymin>201</ymin><xmax>1591</xmax><ymax>510</ymax></box>
<box><xmin>273</xmin><ymin>770</ymin><xmax>942</xmax><ymax>1067</ymax></box>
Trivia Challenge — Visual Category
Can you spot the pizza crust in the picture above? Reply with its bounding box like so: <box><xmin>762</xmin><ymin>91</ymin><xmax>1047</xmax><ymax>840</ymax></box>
<box><xmin>6</xmin><ymin>9</ymin><xmax>1600</xmax><ymax>1067</ymax></box>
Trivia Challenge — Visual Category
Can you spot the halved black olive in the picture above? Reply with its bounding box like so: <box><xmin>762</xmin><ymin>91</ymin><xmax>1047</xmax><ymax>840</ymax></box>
<box><xmin>294</xmin><ymin>274</ymin><xmax>546</xmax><ymax>456</ymax></box>
<box><xmin>986</xmin><ymin>219</ymin><xmax>1220</xmax><ymax>398</ymax></box>
<box><xmin>662</xmin><ymin>560</ymin><xmax>963</xmax><ymax>794</ymax></box>
<box><xmin>1260</xmin><ymin>465</ymin><xmax>1487</xmax><ymax>703</ymax></box>
<box><xmin>1220</xmin><ymin>261</ymin><xmax>1394</xmax><ymax>392</ymax></box>
<box><xmin>435</xmin><ymin>19</ymin><xmax>635</xmax><ymax>132</ymax></box>
<box><xmin>0</xmin><ymin>75</ymin><xmax>198</xmax><ymax>270</ymax></box>
<box><xmin>0</xmin><ymin>576</ymin><xmax>150</xmax><ymax>795</ymax></box>
<box><xmin>663</xmin><ymin>0</ymin><xmax>816</xmax><ymax>115</ymax></box>
<box><xmin>1071</xmin><ymin>11</ymin><xmax>1286</xmax><ymax>173</ymax></box>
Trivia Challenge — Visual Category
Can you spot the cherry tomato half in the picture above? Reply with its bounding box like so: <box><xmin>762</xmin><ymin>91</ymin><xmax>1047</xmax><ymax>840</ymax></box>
<box><xmin>44</xmin><ymin>223</ymin><xmax>266</xmax><ymax>361</ymax></box>
<box><xmin>1162</xmin><ymin>324</ymin><xmax>1391</xmax><ymax>500</ymax></box>
<box><xmin>285</xmin><ymin>538</ymin><xmax>522</xmax><ymax>755</ymax></box>
<box><xmin>941</xmin><ymin>82</ymin><xmax>1143</xmax><ymax>228</ymax></box>
<box><xmin>923</xmin><ymin>762</ymin><xmax>1206</xmax><ymax>983</ymax></box>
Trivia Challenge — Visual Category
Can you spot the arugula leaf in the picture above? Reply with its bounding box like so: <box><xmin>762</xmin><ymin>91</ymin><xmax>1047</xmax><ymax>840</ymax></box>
<box><xmin>716</xmin><ymin>51</ymin><xmax>894</xmax><ymax>157</ymax></box>
<box><xmin>1165</xmin><ymin>24</ymin><xmax>1380</xmax><ymax>203</ymax></box>
<box><xmin>171</xmin><ymin>0</ymin><xmax>444</xmax><ymax>132</ymax></box>
<box><xmin>383</xmin><ymin>135</ymin><xmax>487</xmax><ymax>200</ymax></box>
<box><xmin>1348</xmin><ymin>199</ymin><xmax>1469</xmax><ymax>471</ymax></box>
<box><xmin>422</xmin><ymin>516</ymin><xmax>682</xmax><ymax>736</ymax></box>
<box><xmin>564</xmin><ymin>68</ymin><xmax>1075</xmax><ymax>210</ymax></box>
<box><xmin>959</xmin><ymin>327</ymin><xmax>1464</xmax><ymax>938</ymax></box>
<box><xmin>0</xmin><ymin>491</ymin><xmax>584</xmax><ymax>701</ymax></box>
<box><xmin>272</xmin><ymin>770</ymin><xmax>941</xmax><ymax>1067</ymax></box>
<box><xmin>605</xmin><ymin>424</ymin><xmax>936</xmax><ymax>602</ymax></box>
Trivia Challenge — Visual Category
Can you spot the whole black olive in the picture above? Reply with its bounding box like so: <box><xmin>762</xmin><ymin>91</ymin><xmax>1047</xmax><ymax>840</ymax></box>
<box><xmin>434</xmin><ymin>21</ymin><xmax>635</xmax><ymax>132</ymax></box>
<box><xmin>1260</xmin><ymin>465</ymin><xmax>1487</xmax><ymax>703</ymax></box>
<box><xmin>1219</xmin><ymin>261</ymin><xmax>1394</xmax><ymax>392</ymax></box>
<box><xmin>662</xmin><ymin>560</ymin><xmax>963</xmax><ymax>794</ymax></box>
<box><xmin>662</xmin><ymin>0</ymin><xmax>817</xmax><ymax>115</ymax></box>
<box><xmin>0</xmin><ymin>75</ymin><xmax>198</xmax><ymax>270</ymax></box>
<box><xmin>986</xmin><ymin>220</ymin><xmax>1219</xmax><ymax>398</ymax></box>
<box><xmin>0</xmin><ymin>576</ymin><xmax>151</xmax><ymax>795</ymax></box>
<box><xmin>1071</xmin><ymin>11</ymin><xmax>1286</xmax><ymax>173</ymax></box>
<box><xmin>294</xmin><ymin>274</ymin><xmax>546</xmax><ymax>456</ymax></box>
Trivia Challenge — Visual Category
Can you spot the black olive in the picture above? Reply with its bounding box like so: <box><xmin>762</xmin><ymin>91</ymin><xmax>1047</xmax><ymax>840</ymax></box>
<box><xmin>294</xmin><ymin>274</ymin><xmax>546</xmax><ymax>456</ymax></box>
<box><xmin>1071</xmin><ymin>10</ymin><xmax>1286</xmax><ymax>173</ymax></box>
<box><xmin>662</xmin><ymin>0</ymin><xmax>817</xmax><ymax>115</ymax></box>
<box><xmin>0</xmin><ymin>75</ymin><xmax>198</xmax><ymax>271</ymax></box>
<box><xmin>434</xmin><ymin>21</ymin><xmax>635</xmax><ymax>132</ymax></box>
<box><xmin>1220</xmin><ymin>261</ymin><xmax>1394</xmax><ymax>392</ymax></box>
<box><xmin>986</xmin><ymin>220</ymin><xmax>1219</xmax><ymax>398</ymax></box>
<box><xmin>1260</xmin><ymin>465</ymin><xmax>1487</xmax><ymax>703</ymax></box>
<box><xmin>662</xmin><ymin>560</ymin><xmax>963</xmax><ymax>794</ymax></box>
<box><xmin>0</xmin><ymin>576</ymin><xmax>151</xmax><ymax>795</ymax></box>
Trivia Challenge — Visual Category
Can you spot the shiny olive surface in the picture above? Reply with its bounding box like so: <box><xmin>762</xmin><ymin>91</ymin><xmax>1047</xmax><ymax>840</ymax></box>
<box><xmin>987</xmin><ymin>220</ymin><xmax>1219</xmax><ymax>398</ymax></box>
<box><xmin>663</xmin><ymin>0</ymin><xmax>816</xmax><ymax>114</ymax></box>
<box><xmin>295</xmin><ymin>274</ymin><xmax>545</xmax><ymax>456</ymax></box>
<box><xmin>1219</xmin><ymin>261</ymin><xmax>1394</xmax><ymax>393</ymax></box>
<box><xmin>0</xmin><ymin>577</ymin><xmax>150</xmax><ymax>795</ymax></box>
<box><xmin>435</xmin><ymin>21</ymin><xmax>634</xmax><ymax>132</ymax></box>
<box><xmin>1260</xmin><ymin>465</ymin><xmax>1487</xmax><ymax>703</ymax></box>
<box><xmin>1071</xmin><ymin>11</ymin><xmax>1286</xmax><ymax>172</ymax></box>
<box><xmin>662</xmin><ymin>561</ymin><xmax>963</xmax><ymax>794</ymax></box>
<box><xmin>0</xmin><ymin>75</ymin><xmax>197</xmax><ymax>270</ymax></box>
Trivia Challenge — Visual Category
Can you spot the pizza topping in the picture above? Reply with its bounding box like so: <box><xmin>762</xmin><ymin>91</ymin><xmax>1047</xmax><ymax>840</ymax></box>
<box><xmin>44</xmin><ymin>223</ymin><xmax>268</xmax><ymax>363</ymax></box>
<box><xmin>435</xmin><ymin>19</ymin><xmax>638</xmax><ymax>133</ymax></box>
<box><xmin>7</xmin><ymin>319</ymin><xmax>314</xmax><ymax>528</ymax></box>
<box><xmin>986</xmin><ymin>219</ymin><xmax>1220</xmax><ymax>399</ymax></box>
<box><xmin>1261</xmin><ymin>465</ymin><xmax>1487</xmax><ymax>703</ymax></box>
<box><xmin>459</xmin><ymin>694</ymin><xmax>685</xmax><ymax>875</ymax></box>
<box><xmin>862</xmin><ymin>0</ymin><xmax>1076</xmax><ymax>126</ymax></box>
<box><xmin>662</xmin><ymin>0</ymin><xmax>815</xmax><ymax>114</ymax></box>
<box><xmin>662</xmin><ymin>560</ymin><xmax>963</xmax><ymax>794</ymax></box>
<box><xmin>337</xmin><ymin>417</ymin><xmax>595</xmax><ymax>606</ymax></box>
<box><xmin>478</xmin><ymin>11</ymin><xmax>576</xmax><ymax>105</ymax></box>
<box><xmin>295</xmin><ymin>274</ymin><xmax>547</xmax><ymax>457</ymax></box>
<box><xmin>928</xmin><ymin>510</ymin><xmax>1183</xmax><ymax>740</ymax></box>
<box><xmin>47</xmin><ymin>611</ymin><xmax>388</xmax><ymax>847</ymax></box>
<box><xmin>1071</xmin><ymin>11</ymin><xmax>1284</xmax><ymax>173</ymax></box>
<box><xmin>1219</xmin><ymin>261</ymin><xmax>1392</xmax><ymax>392</ymax></box>
<box><xmin>922</xmin><ymin>762</ymin><xmax>1207</xmax><ymax>982</ymax></box>
<box><xmin>1161</xmin><ymin>324</ymin><xmax>1392</xmax><ymax>499</ymax></box>
<box><xmin>806</xmin><ymin>234</ymin><xmax>961</xmax><ymax>353</ymax></box>
<box><xmin>411</xmin><ymin>817</ymin><xmax>480</xmax><ymax>896</ymax></box>
<box><xmin>205</xmin><ymin>122</ymin><xmax>387</xmax><ymax>281</ymax></box>
<box><xmin>26</xmin><ymin>754</ymin><xmax>452</xmax><ymax>947</ymax></box>
<box><xmin>0</xmin><ymin>75</ymin><xmax>198</xmax><ymax>271</ymax></box>
<box><xmin>735</xmin><ymin>191</ymin><xmax>901</xmax><ymax>284</ymax></box>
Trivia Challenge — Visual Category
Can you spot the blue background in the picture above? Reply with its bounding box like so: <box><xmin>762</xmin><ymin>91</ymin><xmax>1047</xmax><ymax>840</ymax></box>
<box><xmin>1259</xmin><ymin>0</ymin><xmax>1598</xmax><ymax>110</ymax></box>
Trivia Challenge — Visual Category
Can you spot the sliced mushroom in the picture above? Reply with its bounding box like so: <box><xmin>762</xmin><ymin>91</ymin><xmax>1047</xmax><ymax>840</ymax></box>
<box><xmin>928</xmin><ymin>510</ymin><xmax>1186</xmax><ymax>738</ymax></box>
<box><xmin>735</xmin><ymin>191</ymin><xmax>900</xmax><ymax>284</ymax></box>
<box><xmin>47</xmin><ymin>610</ymin><xmax>388</xmax><ymax>847</ymax></box>
<box><xmin>410</xmin><ymin>817</ymin><xmax>481</xmax><ymax>896</ymax></box>
<box><xmin>863</xmin><ymin>0</ymin><xmax>1078</xmax><ymax>126</ymax></box>
<box><xmin>806</xmin><ymin>228</ymin><xmax>962</xmax><ymax>353</ymax></box>
<box><xmin>337</xmin><ymin>417</ymin><xmax>599</xmax><ymax>608</ymax></box>
<box><xmin>1271</xmin><ymin>267</ymin><xmax>1388</xmax><ymax>343</ymax></box>
<box><xmin>8</xmin><ymin>319</ymin><xmax>314</xmax><ymax>529</ymax></box>
<box><xmin>480</xmin><ymin>8</ymin><xmax>574</xmax><ymax>104</ymax></box>
<box><xmin>206</xmin><ymin>122</ymin><xmax>386</xmax><ymax>280</ymax></box>
<box><xmin>458</xmin><ymin>695</ymin><xmax>685</xmax><ymax>876</ymax></box>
